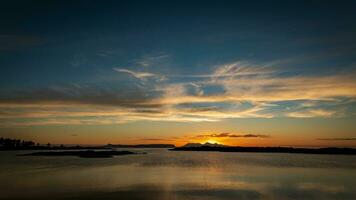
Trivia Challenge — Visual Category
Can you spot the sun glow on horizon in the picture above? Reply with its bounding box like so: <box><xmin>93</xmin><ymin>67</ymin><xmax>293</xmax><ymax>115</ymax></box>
<box><xmin>205</xmin><ymin>139</ymin><xmax>221</xmax><ymax>144</ymax></box>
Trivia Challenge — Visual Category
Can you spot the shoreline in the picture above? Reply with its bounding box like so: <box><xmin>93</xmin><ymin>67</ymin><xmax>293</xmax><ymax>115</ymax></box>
<box><xmin>20</xmin><ymin>150</ymin><xmax>138</xmax><ymax>158</ymax></box>
<box><xmin>170</xmin><ymin>146</ymin><xmax>356</xmax><ymax>155</ymax></box>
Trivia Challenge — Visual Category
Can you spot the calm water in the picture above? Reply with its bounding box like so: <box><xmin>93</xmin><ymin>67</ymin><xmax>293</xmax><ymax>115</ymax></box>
<box><xmin>1</xmin><ymin>149</ymin><xmax>356</xmax><ymax>200</ymax></box>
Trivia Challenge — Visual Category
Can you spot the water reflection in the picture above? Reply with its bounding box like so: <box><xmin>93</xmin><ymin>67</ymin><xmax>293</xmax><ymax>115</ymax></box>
<box><xmin>63</xmin><ymin>184</ymin><xmax>262</xmax><ymax>200</ymax></box>
<box><xmin>0</xmin><ymin>149</ymin><xmax>356</xmax><ymax>199</ymax></box>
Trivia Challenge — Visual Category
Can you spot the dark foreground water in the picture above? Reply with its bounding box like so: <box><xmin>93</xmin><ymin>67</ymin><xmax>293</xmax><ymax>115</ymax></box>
<box><xmin>1</xmin><ymin>149</ymin><xmax>356</xmax><ymax>200</ymax></box>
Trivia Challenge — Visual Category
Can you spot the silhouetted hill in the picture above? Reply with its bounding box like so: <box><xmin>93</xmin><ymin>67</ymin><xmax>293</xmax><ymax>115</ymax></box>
<box><xmin>171</xmin><ymin>145</ymin><xmax>356</xmax><ymax>155</ymax></box>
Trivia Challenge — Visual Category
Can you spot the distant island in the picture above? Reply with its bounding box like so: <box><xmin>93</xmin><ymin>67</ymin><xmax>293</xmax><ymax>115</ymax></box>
<box><xmin>171</xmin><ymin>142</ymin><xmax>356</xmax><ymax>155</ymax></box>
<box><xmin>21</xmin><ymin>150</ymin><xmax>137</xmax><ymax>158</ymax></box>
<box><xmin>0</xmin><ymin>137</ymin><xmax>175</xmax><ymax>151</ymax></box>
<box><xmin>0</xmin><ymin>137</ymin><xmax>111</xmax><ymax>151</ymax></box>
<box><xmin>106</xmin><ymin>144</ymin><xmax>175</xmax><ymax>148</ymax></box>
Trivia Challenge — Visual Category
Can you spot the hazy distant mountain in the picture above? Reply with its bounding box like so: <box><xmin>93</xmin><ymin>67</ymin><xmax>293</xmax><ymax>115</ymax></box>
<box><xmin>202</xmin><ymin>142</ymin><xmax>228</xmax><ymax>147</ymax></box>
<box><xmin>182</xmin><ymin>143</ymin><xmax>203</xmax><ymax>148</ymax></box>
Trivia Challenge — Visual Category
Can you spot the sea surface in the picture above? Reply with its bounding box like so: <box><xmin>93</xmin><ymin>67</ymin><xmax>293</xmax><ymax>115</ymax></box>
<box><xmin>1</xmin><ymin>148</ymin><xmax>356</xmax><ymax>200</ymax></box>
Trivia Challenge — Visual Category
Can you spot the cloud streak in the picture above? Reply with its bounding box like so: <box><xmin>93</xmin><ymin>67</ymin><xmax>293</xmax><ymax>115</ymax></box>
<box><xmin>135</xmin><ymin>54</ymin><xmax>170</xmax><ymax>67</ymax></box>
<box><xmin>114</xmin><ymin>68</ymin><xmax>167</xmax><ymax>82</ymax></box>
<box><xmin>317</xmin><ymin>138</ymin><xmax>356</xmax><ymax>141</ymax></box>
<box><xmin>197</xmin><ymin>133</ymin><xmax>270</xmax><ymax>138</ymax></box>
<box><xmin>1</xmin><ymin>61</ymin><xmax>356</xmax><ymax>126</ymax></box>
<box><xmin>114</xmin><ymin>68</ymin><xmax>158</xmax><ymax>80</ymax></box>
<box><xmin>287</xmin><ymin>109</ymin><xmax>342</xmax><ymax>118</ymax></box>
<box><xmin>138</xmin><ymin>138</ymin><xmax>176</xmax><ymax>141</ymax></box>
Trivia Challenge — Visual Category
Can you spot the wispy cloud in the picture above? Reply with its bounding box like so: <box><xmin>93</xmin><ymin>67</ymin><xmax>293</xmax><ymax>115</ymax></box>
<box><xmin>1</xmin><ymin>60</ymin><xmax>356</xmax><ymax>126</ymax></box>
<box><xmin>0</xmin><ymin>85</ymin><xmax>161</xmax><ymax>108</ymax></box>
<box><xmin>317</xmin><ymin>138</ymin><xmax>356</xmax><ymax>141</ymax></box>
<box><xmin>138</xmin><ymin>138</ymin><xmax>175</xmax><ymax>141</ymax></box>
<box><xmin>114</xmin><ymin>68</ymin><xmax>157</xmax><ymax>79</ymax></box>
<box><xmin>113</xmin><ymin>68</ymin><xmax>166</xmax><ymax>82</ymax></box>
<box><xmin>197</xmin><ymin>133</ymin><xmax>270</xmax><ymax>138</ymax></box>
<box><xmin>171</xmin><ymin>62</ymin><xmax>274</xmax><ymax>79</ymax></box>
<box><xmin>287</xmin><ymin>109</ymin><xmax>342</xmax><ymax>118</ymax></box>
<box><xmin>135</xmin><ymin>54</ymin><xmax>170</xmax><ymax>67</ymax></box>
<box><xmin>159</xmin><ymin>62</ymin><xmax>356</xmax><ymax>105</ymax></box>
<box><xmin>215</xmin><ymin>71</ymin><xmax>356</xmax><ymax>103</ymax></box>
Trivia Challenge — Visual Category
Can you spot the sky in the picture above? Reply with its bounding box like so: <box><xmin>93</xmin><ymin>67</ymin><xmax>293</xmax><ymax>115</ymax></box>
<box><xmin>0</xmin><ymin>0</ymin><xmax>356</xmax><ymax>147</ymax></box>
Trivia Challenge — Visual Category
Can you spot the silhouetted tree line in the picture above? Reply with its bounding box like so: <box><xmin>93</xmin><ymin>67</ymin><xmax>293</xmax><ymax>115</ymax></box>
<box><xmin>0</xmin><ymin>137</ymin><xmax>107</xmax><ymax>151</ymax></box>
<box><xmin>0</xmin><ymin>137</ymin><xmax>37</xmax><ymax>148</ymax></box>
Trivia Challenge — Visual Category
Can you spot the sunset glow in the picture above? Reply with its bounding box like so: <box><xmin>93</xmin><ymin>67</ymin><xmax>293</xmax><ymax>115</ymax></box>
<box><xmin>2</xmin><ymin>1</ymin><xmax>356</xmax><ymax>200</ymax></box>
<box><xmin>0</xmin><ymin>0</ymin><xmax>355</xmax><ymax>148</ymax></box>
<box><xmin>205</xmin><ymin>140</ymin><xmax>220</xmax><ymax>144</ymax></box>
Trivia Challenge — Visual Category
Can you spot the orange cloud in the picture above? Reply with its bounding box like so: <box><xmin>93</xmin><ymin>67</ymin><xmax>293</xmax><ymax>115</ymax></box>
<box><xmin>196</xmin><ymin>133</ymin><xmax>270</xmax><ymax>138</ymax></box>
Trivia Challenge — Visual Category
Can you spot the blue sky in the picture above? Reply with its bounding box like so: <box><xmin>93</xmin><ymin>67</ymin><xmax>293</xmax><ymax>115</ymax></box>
<box><xmin>0</xmin><ymin>0</ymin><xmax>356</xmax><ymax>146</ymax></box>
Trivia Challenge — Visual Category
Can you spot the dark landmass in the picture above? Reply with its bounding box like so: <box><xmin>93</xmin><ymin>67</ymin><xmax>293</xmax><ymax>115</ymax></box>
<box><xmin>0</xmin><ymin>136</ymin><xmax>175</xmax><ymax>151</ymax></box>
<box><xmin>0</xmin><ymin>137</ymin><xmax>110</xmax><ymax>151</ymax></box>
<box><xmin>21</xmin><ymin>150</ymin><xmax>137</xmax><ymax>158</ymax></box>
<box><xmin>0</xmin><ymin>145</ymin><xmax>110</xmax><ymax>151</ymax></box>
<box><xmin>171</xmin><ymin>146</ymin><xmax>356</xmax><ymax>155</ymax></box>
<box><xmin>106</xmin><ymin>144</ymin><xmax>175</xmax><ymax>148</ymax></box>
